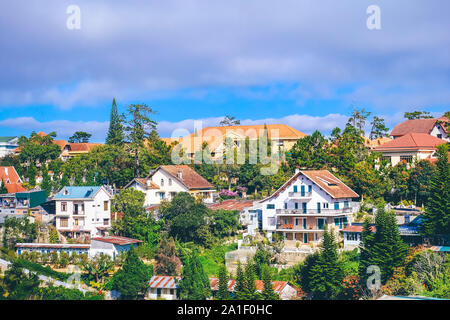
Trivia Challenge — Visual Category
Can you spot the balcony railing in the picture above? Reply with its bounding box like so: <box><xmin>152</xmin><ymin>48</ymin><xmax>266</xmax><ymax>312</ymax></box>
<box><xmin>288</xmin><ymin>191</ymin><xmax>312</xmax><ymax>198</ymax></box>
<box><xmin>276</xmin><ymin>207</ymin><xmax>353</xmax><ymax>216</ymax></box>
<box><xmin>276</xmin><ymin>223</ymin><xmax>326</xmax><ymax>232</ymax></box>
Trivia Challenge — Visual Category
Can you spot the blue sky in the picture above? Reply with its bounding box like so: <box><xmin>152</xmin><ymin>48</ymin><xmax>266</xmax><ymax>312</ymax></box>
<box><xmin>0</xmin><ymin>0</ymin><xmax>449</xmax><ymax>142</ymax></box>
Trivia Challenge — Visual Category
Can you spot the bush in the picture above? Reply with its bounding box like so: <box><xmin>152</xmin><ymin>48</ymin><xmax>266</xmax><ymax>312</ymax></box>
<box><xmin>13</xmin><ymin>258</ymin><xmax>71</xmax><ymax>281</ymax></box>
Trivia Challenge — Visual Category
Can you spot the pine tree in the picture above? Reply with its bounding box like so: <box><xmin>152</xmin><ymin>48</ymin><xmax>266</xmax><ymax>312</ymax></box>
<box><xmin>234</xmin><ymin>261</ymin><xmax>246</xmax><ymax>300</ymax></box>
<box><xmin>106</xmin><ymin>98</ymin><xmax>124</xmax><ymax>145</ymax></box>
<box><xmin>359</xmin><ymin>207</ymin><xmax>408</xmax><ymax>284</ymax></box>
<box><xmin>308</xmin><ymin>228</ymin><xmax>344</xmax><ymax>299</ymax></box>
<box><xmin>261</xmin><ymin>266</ymin><xmax>278</xmax><ymax>300</ymax></box>
<box><xmin>179</xmin><ymin>249</ymin><xmax>211</xmax><ymax>300</ymax></box>
<box><xmin>112</xmin><ymin>246</ymin><xmax>151</xmax><ymax>299</ymax></box>
<box><xmin>216</xmin><ymin>264</ymin><xmax>230</xmax><ymax>300</ymax></box>
<box><xmin>421</xmin><ymin>144</ymin><xmax>450</xmax><ymax>241</ymax></box>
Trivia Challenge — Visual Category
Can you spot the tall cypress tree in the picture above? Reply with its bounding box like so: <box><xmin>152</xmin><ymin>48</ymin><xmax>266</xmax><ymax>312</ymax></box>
<box><xmin>421</xmin><ymin>143</ymin><xmax>450</xmax><ymax>241</ymax></box>
<box><xmin>243</xmin><ymin>261</ymin><xmax>259</xmax><ymax>300</ymax></box>
<box><xmin>106</xmin><ymin>98</ymin><xmax>124</xmax><ymax>145</ymax></box>
<box><xmin>40</xmin><ymin>165</ymin><xmax>52</xmax><ymax>197</ymax></box>
<box><xmin>179</xmin><ymin>249</ymin><xmax>211</xmax><ymax>300</ymax></box>
<box><xmin>234</xmin><ymin>261</ymin><xmax>246</xmax><ymax>300</ymax></box>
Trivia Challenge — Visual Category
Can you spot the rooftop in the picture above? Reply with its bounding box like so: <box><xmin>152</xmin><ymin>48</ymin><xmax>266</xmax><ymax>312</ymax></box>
<box><xmin>208</xmin><ymin>199</ymin><xmax>254</xmax><ymax>211</ymax></box>
<box><xmin>156</xmin><ymin>165</ymin><xmax>214</xmax><ymax>190</ymax></box>
<box><xmin>53</xmin><ymin>186</ymin><xmax>102</xmax><ymax>200</ymax></box>
<box><xmin>374</xmin><ymin>133</ymin><xmax>447</xmax><ymax>151</ymax></box>
<box><xmin>91</xmin><ymin>235</ymin><xmax>142</xmax><ymax>245</ymax></box>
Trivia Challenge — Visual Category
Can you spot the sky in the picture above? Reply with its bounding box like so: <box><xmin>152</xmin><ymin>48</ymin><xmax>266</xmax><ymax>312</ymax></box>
<box><xmin>0</xmin><ymin>0</ymin><xmax>449</xmax><ymax>142</ymax></box>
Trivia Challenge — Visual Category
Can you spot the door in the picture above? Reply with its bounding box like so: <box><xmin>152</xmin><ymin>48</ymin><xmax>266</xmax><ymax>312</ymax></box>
<box><xmin>303</xmin><ymin>233</ymin><xmax>308</xmax><ymax>243</ymax></box>
<box><xmin>318</xmin><ymin>218</ymin><xmax>325</xmax><ymax>230</ymax></box>
<box><xmin>300</xmin><ymin>185</ymin><xmax>305</xmax><ymax>196</ymax></box>
<box><xmin>293</xmin><ymin>185</ymin><xmax>298</xmax><ymax>193</ymax></box>
<box><xmin>317</xmin><ymin>202</ymin><xmax>321</xmax><ymax>214</ymax></box>
<box><xmin>295</xmin><ymin>202</ymin><xmax>299</xmax><ymax>210</ymax></box>
<box><xmin>302</xmin><ymin>203</ymin><xmax>307</xmax><ymax>214</ymax></box>
<box><xmin>74</xmin><ymin>204</ymin><xmax>78</xmax><ymax>215</ymax></box>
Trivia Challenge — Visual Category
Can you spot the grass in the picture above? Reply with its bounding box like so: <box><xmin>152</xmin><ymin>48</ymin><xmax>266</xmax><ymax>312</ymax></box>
<box><xmin>199</xmin><ymin>243</ymin><xmax>237</xmax><ymax>276</ymax></box>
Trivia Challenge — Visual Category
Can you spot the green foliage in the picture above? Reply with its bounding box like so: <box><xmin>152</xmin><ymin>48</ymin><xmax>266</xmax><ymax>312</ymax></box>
<box><xmin>154</xmin><ymin>233</ymin><xmax>182</xmax><ymax>276</ymax></box>
<box><xmin>179</xmin><ymin>249</ymin><xmax>211</xmax><ymax>300</ymax></box>
<box><xmin>359</xmin><ymin>207</ymin><xmax>409</xmax><ymax>285</ymax></box>
<box><xmin>261</xmin><ymin>265</ymin><xmax>278</xmax><ymax>300</ymax></box>
<box><xmin>37</xmin><ymin>285</ymin><xmax>104</xmax><ymax>300</ymax></box>
<box><xmin>106</xmin><ymin>98</ymin><xmax>125</xmax><ymax>145</ymax></box>
<box><xmin>216</xmin><ymin>264</ymin><xmax>230</xmax><ymax>300</ymax></box>
<box><xmin>421</xmin><ymin>144</ymin><xmax>450</xmax><ymax>240</ymax></box>
<box><xmin>307</xmin><ymin>228</ymin><xmax>344</xmax><ymax>299</ymax></box>
<box><xmin>2</xmin><ymin>216</ymin><xmax>38</xmax><ymax>249</ymax></box>
<box><xmin>82</xmin><ymin>254</ymin><xmax>114</xmax><ymax>284</ymax></box>
<box><xmin>404</xmin><ymin>111</ymin><xmax>433</xmax><ymax>120</ymax></box>
<box><xmin>0</xmin><ymin>262</ymin><xmax>41</xmax><ymax>300</ymax></box>
<box><xmin>112</xmin><ymin>246</ymin><xmax>152</xmax><ymax>299</ymax></box>
<box><xmin>68</xmin><ymin>131</ymin><xmax>92</xmax><ymax>143</ymax></box>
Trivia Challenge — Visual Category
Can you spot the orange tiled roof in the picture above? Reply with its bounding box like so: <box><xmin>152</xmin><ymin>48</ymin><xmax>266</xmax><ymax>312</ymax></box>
<box><xmin>68</xmin><ymin>143</ymin><xmax>103</xmax><ymax>152</ymax></box>
<box><xmin>157</xmin><ymin>165</ymin><xmax>214</xmax><ymax>190</ymax></box>
<box><xmin>374</xmin><ymin>133</ymin><xmax>447</xmax><ymax>151</ymax></box>
<box><xmin>134</xmin><ymin>178</ymin><xmax>160</xmax><ymax>190</ymax></box>
<box><xmin>263</xmin><ymin>169</ymin><xmax>359</xmax><ymax>201</ymax></box>
<box><xmin>0</xmin><ymin>166</ymin><xmax>26</xmax><ymax>193</ymax></box>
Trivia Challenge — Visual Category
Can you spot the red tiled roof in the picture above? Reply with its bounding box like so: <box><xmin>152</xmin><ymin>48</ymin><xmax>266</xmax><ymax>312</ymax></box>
<box><xmin>158</xmin><ymin>165</ymin><xmax>214</xmax><ymax>190</ymax></box>
<box><xmin>209</xmin><ymin>277</ymin><xmax>291</xmax><ymax>294</ymax></box>
<box><xmin>390</xmin><ymin>119</ymin><xmax>438</xmax><ymax>137</ymax></box>
<box><xmin>90</xmin><ymin>236</ymin><xmax>142</xmax><ymax>245</ymax></box>
<box><xmin>208</xmin><ymin>199</ymin><xmax>254</xmax><ymax>211</ymax></box>
<box><xmin>374</xmin><ymin>133</ymin><xmax>447</xmax><ymax>151</ymax></box>
<box><xmin>263</xmin><ymin>169</ymin><xmax>359</xmax><ymax>201</ymax></box>
<box><xmin>15</xmin><ymin>243</ymin><xmax>90</xmax><ymax>249</ymax></box>
<box><xmin>134</xmin><ymin>178</ymin><xmax>160</xmax><ymax>190</ymax></box>
<box><xmin>0</xmin><ymin>166</ymin><xmax>26</xmax><ymax>194</ymax></box>
<box><xmin>68</xmin><ymin>143</ymin><xmax>103</xmax><ymax>152</ymax></box>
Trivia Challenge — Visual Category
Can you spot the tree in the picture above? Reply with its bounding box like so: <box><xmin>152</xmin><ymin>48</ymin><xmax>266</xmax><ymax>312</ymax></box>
<box><xmin>82</xmin><ymin>254</ymin><xmax>114</xmax><ymax>284</ymax></box>
<box><xmin>154</xmin><ymin>233</ymin><xmax>182</xmax><ymax>276</ymax></box>
<box><xmin>421</xmin><ymin>144</ymin><xmax>450</xmax><ymax>241</ymax></box>
<box><xmin>404</xmin><ymin>111</ymin><xmax>433</xmax><ymax>120</ymax></box>
<box><xmin>68</xmin><ymin>131</ymin><xmax>92</xmax><ymax>143</ymax></box>
<box><xmin>0</xmin><ymin>262</ymin><xmax>41</xmax><ymax>300</ymax></box>
<box><xmin>0</xmin><ymin>182</ymin><xmax>8</xmax><ymax>194</ymax></box>
<box><xmin>307</xmin><ymin>228</ymin><xmax>344</xmax><ymax>299</ymax></box>
<box><xmin>287</xmin><ymin>131</ymin><xmax>330</xmax><ymax>170</ymax></box>
<box><xmin>359</xmin><ymin>207</ymin><xmax>409</xmax><ymax>285</ymax></box>
<box><xmin>261</xmin><ymin>265</ymin><xmax>278</xmax><ymax>300</ymax></box>
<box><xmin>216</xmin><ymin>264</ymin><xmax>230</xmax><ymax>300</ymax></box>
<box><xmin>106</xmin><ymin>98</ymin><xmax>125</xmax><ymax>145</ymax></box>
<box><xmin>123</xmin><ymin>103</ymin><xmax>157</xmax><ymax>177</ymax></box>
<box><xmin>112</xmin><ymin>246</ymin><xmax>152</xmax><ymax>299</ymax></box>
<box><xmin>179</xmin><ymin>249</ymin><xmax>211</xmax><ymax>300</ymax></box>
<box><xmin>369</xmin><ymin>116</ymin><xmax>389</xmax><ymax>140</ymax></box>
<box><xmin>40</xmin><ymin>165</ymin><xmax>52</xmax><ymax>197</ymax></box>
<box><xmin>348</xmin><ymin>107</ymin><xmax>371</xmax><ymax>133</ymax></box>
<box><xmin>220</xmin><ymin>115</ymin><xmax>240</xmax><ymax>126</ymax></box>
<box><xmin>234</xmin><ymin>261</ymin><xmax>246</xmax><ymax>300</ymax></box>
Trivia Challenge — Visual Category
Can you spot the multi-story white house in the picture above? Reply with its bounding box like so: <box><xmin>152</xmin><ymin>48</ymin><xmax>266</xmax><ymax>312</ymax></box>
<box><xmin>0</xmin><ymin>136</ymin><xmax>19</xmax><ymax>158</ymax></box>
<box><xmin>53</xmin><ymin>186</ymin><xmax>112</xmax><ymax>239</ymax></box>
<box><xmin>259</xmin><ymin>169</ymin><xmax>360</xmax><ymax>247</ymax></box>
<box><xmin>124</xmin><ymin>165</ymin><xmax>215</xmax><ymax>206</ymax></box>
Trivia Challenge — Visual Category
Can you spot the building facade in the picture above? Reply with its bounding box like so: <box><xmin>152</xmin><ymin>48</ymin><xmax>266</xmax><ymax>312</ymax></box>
<box><xmin>53</xmin><ymin>186</ymin><xmax>112</xmax><ymax>239</ymax></box>
<box><xmin>258</xmin><ymin>169</ymin><xmax>359</xmax><ymax>247</ymax></box>
<box><xmin>0</xmin><ymin>136</ymin><xmax>19</xmax><ymax>158</ymax></box>
<box><xmin>125</xmin><ymin>165</ymin><xmax>215</xmax><ymax>206</ymax></box>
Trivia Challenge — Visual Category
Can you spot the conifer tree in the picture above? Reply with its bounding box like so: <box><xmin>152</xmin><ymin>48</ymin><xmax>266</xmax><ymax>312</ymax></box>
<box><xmin>216</xmin><ymin>264</ymin><xmax>230</xmax><ymax>300</ymax></box>
<box><xmin>421</xmin><ymin>144</ymin><xmax>450</xmax><ymax>241</ymax></box>
<box><xmin>179</xmin><ymin>249</ymin><xmax>211</xmax><ymax>300</ymax></box>
<box><xmin>359</xmin><ymin>206</ymin><xmax>408</xmax><ymax>284</ymax></box>
<box><xmin>308</xmin><ymin>228</ymin><xmax>344</xmax><ymax>299</ymax></box>
<box><xmin>243</xmin><ymin>261</ymin><xmax>258</xmax><ymax>300</ymax></box>
<box><xmin>40</xmin><ymin>165</ymin><xmax>52</xmax><ymax>197</ymax></box>
<box><xmin>234</xmin><ymin>261</ymin><xmax>246</xmax><ymax>300</ymax></box>
<box><xmin>261</xmin><ymin>265</ymin><xmax>278</xmax><ymax>300</ymax></box>
<box><xmin>106</xmin><ymin>98</ymin><xmax>124</xmax><ymax>145</ymax></box>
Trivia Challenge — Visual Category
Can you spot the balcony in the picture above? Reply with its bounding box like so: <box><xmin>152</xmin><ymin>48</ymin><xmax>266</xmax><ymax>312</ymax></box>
<box><xmin>276</xmin><ymin>207</ymin><xmax>353</xmax><ymax>216</ymax></box>
<box><xmin>288</xmin><ymin>191</ymin><xmax>312</xmax><ymax>199</ymax></box>
<box><xmin>276</xmin><ymin>223</ymin><xmax>325</xmax><ymax>232</ymax></box>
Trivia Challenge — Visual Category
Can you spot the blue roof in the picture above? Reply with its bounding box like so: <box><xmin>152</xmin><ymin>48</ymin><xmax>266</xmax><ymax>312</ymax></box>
<box><xmin>53</xmin><ymin>186</ymin><xmax>102</xmax><ymax>200</ymax></box>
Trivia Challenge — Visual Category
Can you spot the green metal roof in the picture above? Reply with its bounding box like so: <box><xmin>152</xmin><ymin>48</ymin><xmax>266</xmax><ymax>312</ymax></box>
<box><xmin>0</xmin><ymin>136</ymin><xmax>17</xmax><ymax>142</ymax></box>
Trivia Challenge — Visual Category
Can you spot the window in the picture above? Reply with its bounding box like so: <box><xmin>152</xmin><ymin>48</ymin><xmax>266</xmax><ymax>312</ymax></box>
<box><xmin>381</xmin><ymin>156</ymin><xmax>391</xmax><ymax>162</ymax></box>
<box><xmin>400</xmin><ymin>155</ymin><xmax>413</xmax><ymax>163</ymax></box>
<box><xmin>60</xmin><ymin>218</ymin><xmax>68</xmax><ymax>227</ymax></box>
<box><xmin>169</xmin><ymin>178</ymin><xmax>172</xmax><ymax>186</ymax></box>
<box><xmin>437</xmin><ymin>134</ymin><xmax>442</xmax><ymax>139</ymax></box>
<box><xmin>344</xmin><ymin>201</ymin><xmax>349</xmax><ymax>208</ymax></box>
<box><xmin>284</xmin><ymin>203</ymin><xmax>287</xmax><ymax>209</ymax></box>
<box><xmin>61</xmin><ymin>202</ymin><xmax>67</xmax><ymax>212</ymax></box>
<box><xmin>308</xmin><ymin>185</ymin><xmax>312</xmax><ymax>193</ymax></box>
<box><xmin>104</xmin><ymin>219</ymin><xmax>109</xmax><ymax>226</ymax></box>
<box><xmin>160</xmin><ymin>179</ymin><xmax>164</xmax><ymax>186</ymax></box>
<box><xmin>104</xmin><ymin>201</ymin><xmax>109</xmax><ymax>211</ymax></box>
<box><xmin>334</xmin><ymin>202</ymin><xmax>339</xmax><ymax>210</ymax></box>
<box><xmin>323</xmin><ymin>202</ymin><xmax>329</xmax><ymax>209</ymax></box>
<box><xmin>160</xmin><ymin>192</ymin><xmax>165</xmax><ymax>200</ymax></box>
<box><xmin>266</xmin><ymin>204</ymin><xmax>275</xmax><ymax>209</ymax></box>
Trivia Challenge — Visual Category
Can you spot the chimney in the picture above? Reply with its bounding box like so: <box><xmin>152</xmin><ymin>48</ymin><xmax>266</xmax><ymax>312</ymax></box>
<box><xmin>4</xmin><ymin>167</ymin><xmax>8</xmax><ymax>175</ymax></box>
<box><xmin>147</xmin><ymin>179</ymin><xmax>151</xmax><ymax>187</ymax></box>
<box><xmin>177</xmin><ymin>170</ymin><xmax>182</xmax><ymax>179</ymax></box>
<box><xmin>295</xmin><ymin>168</ymin><xmax>300</xmax><ymax>174</ymax></box>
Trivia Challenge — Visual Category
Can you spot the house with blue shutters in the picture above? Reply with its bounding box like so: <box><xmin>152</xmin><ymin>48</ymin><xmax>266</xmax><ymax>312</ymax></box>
<box><xmin>53</xmin><ymin>186</ymin><xmax>112</xmax><ymax>240</ymax></box>
<box><xmin>258</xmin><ymin>169</ymin><xmax>360</xmax><ymax>247</ymax></box>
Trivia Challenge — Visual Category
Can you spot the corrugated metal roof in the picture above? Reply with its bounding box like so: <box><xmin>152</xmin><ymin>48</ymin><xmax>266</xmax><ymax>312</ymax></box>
<box><xmin>149</xmin><ymin>276</ymin><xmax>181</xmax><ymax>289</ymax></box>
<box><xmin>53</xmin><ymin>186</ymin><xmax>102</xmax><ymax>200</ymax></box>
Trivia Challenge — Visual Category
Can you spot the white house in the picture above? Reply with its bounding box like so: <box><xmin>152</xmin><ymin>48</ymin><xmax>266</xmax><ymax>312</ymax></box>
<box><xmin>147</xmin><ymin>275</ymin><xmax>180</xmax><ymax>300</ymax></box>
<box><xmin>125</xmin><ymin>165</ymin><xmax>215</xmax><ymax>207</ymax></box>
<box><xmin>0</xmin><ymin>136</ymin><xmax>19</xmax><ymax>158</ymax></box>
<box><xmin>53</xmin><ymin>186</ymin><xmax>112</xmax><ymax>239</ymax></box>
<box><xmin>15</xmin><ymin>243</ymin><xmax>90</xmax><ymax>256</ymax></box>
<box><xmin>258</xmin><ymin>169</ymin><xmax>360</xmax><ymax>247</ymax></box>
<box><xmin>89</xmin><ymin>236</ymin><xmax>142</xmax><ymax>259</ymax></box>
<box><xmin>390</xmin><ymin>116</ymin><xmax>449</xmax><ymax>142</ymax></box>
